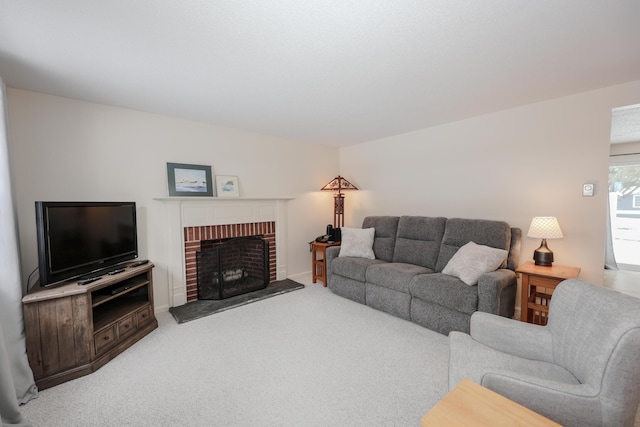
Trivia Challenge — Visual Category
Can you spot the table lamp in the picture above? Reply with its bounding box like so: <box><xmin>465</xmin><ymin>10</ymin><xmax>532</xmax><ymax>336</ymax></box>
<box><xmin>321</xmin><ymin>175</ymin><xmax>358</xmax><ymax>228</ymax></box>
<box><xmin>527</xmin><ymin>216</ymin><xmax>564</xmax><ymax>266</ymax></box>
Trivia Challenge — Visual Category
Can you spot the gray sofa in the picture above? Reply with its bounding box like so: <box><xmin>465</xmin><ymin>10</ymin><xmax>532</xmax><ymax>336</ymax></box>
<box><xmin>325</xmin><ymin>216</ymin><xmax>522</xmax><ymax>335</ymax></box>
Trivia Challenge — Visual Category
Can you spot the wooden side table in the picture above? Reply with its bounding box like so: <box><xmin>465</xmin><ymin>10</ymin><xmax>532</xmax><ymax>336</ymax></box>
<box><xmin>421</xmin><ymin>378</ymin><xmax>560</xmax><ymax>426</ymax></box>
<box><xmin>517</xmin><ymin>261</ymin><xmax>580</xmax><ymax>325</ymax></box>
<box><xmin>311</xmin><ymin>241</ymin><xmax>340</xmax><ymax>287</ymax></box>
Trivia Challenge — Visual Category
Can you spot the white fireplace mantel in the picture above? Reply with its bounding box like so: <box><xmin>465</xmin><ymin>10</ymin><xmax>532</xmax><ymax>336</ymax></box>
<box><xmin>154</xmin><ymin>196</ymin><xmax>293</xmax><ymax>307</ymax></box>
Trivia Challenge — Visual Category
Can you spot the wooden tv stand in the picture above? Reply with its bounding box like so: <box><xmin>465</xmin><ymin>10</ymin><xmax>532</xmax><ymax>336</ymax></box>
<box><xmin>22</xmin><ymin>262</ymin><xmax>157</xmax><ymax>390</ymax></box>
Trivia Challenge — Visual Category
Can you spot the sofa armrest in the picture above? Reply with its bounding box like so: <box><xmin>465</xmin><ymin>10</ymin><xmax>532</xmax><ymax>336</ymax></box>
<box><xmin>470</xmin><ymin>312</ymin><xmax>554</xmax><ymax>362</ymax></box>
<box><xmin>325</xmin><ymin>245</ymin><xmax>341</xmax><ymax>285</ymax></box>
<box><xmin>477</xmin><ymin>269</ymin><xmax>517</xmax><ymax>317</ymax></box>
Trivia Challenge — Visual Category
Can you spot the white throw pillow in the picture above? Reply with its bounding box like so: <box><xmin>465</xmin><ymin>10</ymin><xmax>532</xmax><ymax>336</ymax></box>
<box><xmin>339</xmin><ymin>227</ymin><xmax>375</xmax><ymax>259</ymax></box>
<box><xmin>442</xmin><ymin>241</ymin><xmax>508</xmax><ymax>286</ymax></box>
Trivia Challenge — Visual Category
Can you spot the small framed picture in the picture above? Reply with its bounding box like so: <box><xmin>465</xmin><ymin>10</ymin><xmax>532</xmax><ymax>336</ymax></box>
<box><xmin>216</xmin><ymin>175</ymin><xmax>240</xmax><ymax>197</ymax></box>
<box><xmin>167</xmin><ymin>163</ymin><xmax>214</xmax><ymax>197</ymax></box>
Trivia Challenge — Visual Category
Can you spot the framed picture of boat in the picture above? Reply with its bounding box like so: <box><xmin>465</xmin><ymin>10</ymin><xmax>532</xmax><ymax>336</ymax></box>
<box><xmin>167</xmin><ymin>163</ymin><xmax>214</xmax><ymax>197</ymax></box>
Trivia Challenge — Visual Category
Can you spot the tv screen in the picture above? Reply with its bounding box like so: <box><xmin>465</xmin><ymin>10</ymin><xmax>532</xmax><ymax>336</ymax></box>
<box><xmin>36</xmin><ymin>201</ymin><xmax>138</xmax><ymax>287</ymax></box>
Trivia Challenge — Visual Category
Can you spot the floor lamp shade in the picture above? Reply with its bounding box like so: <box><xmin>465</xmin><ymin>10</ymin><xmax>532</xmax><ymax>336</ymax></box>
<box><xmin>527</xmin><ymin>216</ymin><xmax>564</xmax><ymax>266</ymax></box>
<box><xmin>321</xmin><ymin>176</ymin><xmax>358</xmax><ymax>228</ymax></box>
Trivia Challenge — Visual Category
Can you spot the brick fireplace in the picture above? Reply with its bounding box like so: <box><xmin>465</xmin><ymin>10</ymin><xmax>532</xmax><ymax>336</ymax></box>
<box><xmin>184</xmin><ymin>222</ymin><xmax>276</xmax><ymax>301</ymax></box>
<box><xmin>155</xmin><ymin>197</ymin><xmax>291</xmax><ymax>307</ymax></box>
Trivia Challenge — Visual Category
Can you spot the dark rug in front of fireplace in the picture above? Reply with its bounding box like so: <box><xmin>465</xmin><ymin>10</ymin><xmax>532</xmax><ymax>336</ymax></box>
<box><xmin>169</xmin><ymin>279</ymin><xmax>305</xmax><ymax>324</ymax></box>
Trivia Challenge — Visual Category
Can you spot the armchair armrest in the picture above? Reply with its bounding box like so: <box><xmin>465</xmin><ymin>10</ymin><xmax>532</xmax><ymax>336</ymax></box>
<box><xmin>482</xmin><ymin>373</ymin><xmax>600</xmax><ymax>426</ymax></box>
<box><xmin>470</xmin><ymin>312</ymin><xmax>554</xmax><ymax>363</ymax></box>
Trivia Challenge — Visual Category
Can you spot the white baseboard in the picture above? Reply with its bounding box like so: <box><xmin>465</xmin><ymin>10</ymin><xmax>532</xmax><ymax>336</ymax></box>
<box><xmin>287</xmin><ymin>271</ymin><xmax>312</xmax><ymax>283</ymax></box>
<box><xmin>154</xmin><ymin>304</ymin><xmax>170</xmax><ymax>314</ymax></box>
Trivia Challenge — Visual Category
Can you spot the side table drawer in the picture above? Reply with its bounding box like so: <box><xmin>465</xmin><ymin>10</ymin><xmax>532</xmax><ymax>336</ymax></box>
<box><xmin>529</xmin><ymin>275</ymin><xmax>563</xmax><ymax>289</ymax></box>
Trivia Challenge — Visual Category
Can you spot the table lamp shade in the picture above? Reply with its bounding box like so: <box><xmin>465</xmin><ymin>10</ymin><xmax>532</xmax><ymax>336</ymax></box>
<box><xmin>527</xmin><ymin>217</ymin><xmax>564</xmax><ymax>239</ymax></box>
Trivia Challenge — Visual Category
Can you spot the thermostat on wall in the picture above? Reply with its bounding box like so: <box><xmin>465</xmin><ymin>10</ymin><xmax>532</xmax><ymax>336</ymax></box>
<box><xmin>583</xmin><ymin>183</ymin><xmax>594</xmax><ymax>197</ymax></box>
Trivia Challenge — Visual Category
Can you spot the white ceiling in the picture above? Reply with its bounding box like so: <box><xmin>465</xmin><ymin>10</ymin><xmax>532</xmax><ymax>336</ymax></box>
<box><xmin>1</xmin><ymin>1</ymin><xmax>640</xmax><ymax>146</ymax></box>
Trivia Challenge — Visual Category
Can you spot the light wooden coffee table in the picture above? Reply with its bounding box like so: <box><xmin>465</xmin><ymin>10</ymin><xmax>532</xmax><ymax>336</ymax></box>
<box><xmin>421</xmin><ymin>378</ymin><xmax>561</xmax><ymax>426</ymax></box>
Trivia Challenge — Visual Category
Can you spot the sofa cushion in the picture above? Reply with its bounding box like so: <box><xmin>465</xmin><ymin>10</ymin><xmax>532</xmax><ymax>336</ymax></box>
<box><xmin>339</xmin><ymin>227</ymin><xmax>375</xmax><ymax>259</ymax></box>
<box><xmin>366</xmin><ymin>262</ymin><xmax>432</xmax><ymax>293</ymax></box>
<box><xmin>331</xmin><ymin>257</ymin><xmax>386</xmax><ymax>282</ymax></box>
<box><xmin>362</xmin><ymin>216</ymin><xmax>400</xmax><ymax>262</ymax></box>
<box><xmin>409</xmin><ymin>273</ymin><xmax>478</xmax><ymax>315</ymax></box>
<box><xmin>393</xmin><ymin>216</ymin><xmax>447</xmax><ymax>269</ymax></box>
<box><xmin>442</xmin><ymin>242</ymin><xmax>508</xmax><ymax>286</ymax></box>
<box><xmin>435</xmin><ymin>218</ymin><xmax>511</xmax><ymax>273</ymax></box>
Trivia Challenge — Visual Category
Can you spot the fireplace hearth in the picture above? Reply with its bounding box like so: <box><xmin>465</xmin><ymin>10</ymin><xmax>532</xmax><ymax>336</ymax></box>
<box><xmin>196</xmin><ymin>236</ymin><xmax>269</xmax><ymax>300</ymax></box>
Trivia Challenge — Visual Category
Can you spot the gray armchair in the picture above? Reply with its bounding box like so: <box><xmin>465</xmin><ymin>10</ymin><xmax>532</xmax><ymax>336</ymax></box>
<box><xmin>448</xmin><ymin>279</ymin><xmax>640</xmax><ymax>427</ymax></box>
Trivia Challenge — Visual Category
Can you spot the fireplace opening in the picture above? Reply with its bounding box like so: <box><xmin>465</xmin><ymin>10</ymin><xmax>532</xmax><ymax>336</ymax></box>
<box><xmin>196</xmin><ymin>235</ymin><xmax>269</xmax><ymax>300</ymax></box>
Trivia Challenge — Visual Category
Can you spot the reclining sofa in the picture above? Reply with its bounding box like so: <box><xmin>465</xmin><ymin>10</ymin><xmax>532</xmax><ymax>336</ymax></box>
<box><xmin>325</xmin><ymin>216</ymin><xmax>521</xmax><ymax>335</ymax></box>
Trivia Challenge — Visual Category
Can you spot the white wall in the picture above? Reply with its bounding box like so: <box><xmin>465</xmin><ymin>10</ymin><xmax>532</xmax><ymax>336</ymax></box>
<box><xmin>340</xmin><ymin>80</ymin><xmax>640</xmax><ymax>288</ymax></box>
<box><xmin>7</xmin><ymin>89</ymin><xmax>340</xmax><ymax>311</ymax></box>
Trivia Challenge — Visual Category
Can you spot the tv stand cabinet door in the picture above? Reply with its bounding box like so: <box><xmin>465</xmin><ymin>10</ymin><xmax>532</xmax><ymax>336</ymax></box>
<box><xmin>22</xmin><ymin>293</ymin><xmax>92</xmax><ymax>389</ymax></box>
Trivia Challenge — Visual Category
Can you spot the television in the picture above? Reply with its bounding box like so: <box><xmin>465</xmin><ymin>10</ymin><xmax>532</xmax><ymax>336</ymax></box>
<box><xmin>35</xmin><ymin>201</ymin><xmax>138</xmax><ymax>287</ymax></box>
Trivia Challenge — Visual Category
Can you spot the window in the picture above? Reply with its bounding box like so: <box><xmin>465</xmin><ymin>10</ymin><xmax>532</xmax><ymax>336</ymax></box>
<box><xmin>609</xmin><ymin>153</ymin><xmax>640</xmax><ymax>269</ymax></box>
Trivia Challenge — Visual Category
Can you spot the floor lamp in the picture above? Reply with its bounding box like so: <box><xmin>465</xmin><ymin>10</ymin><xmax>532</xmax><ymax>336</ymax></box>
<box><xmin>321</xmin><ymin>175</ymin><xmax>358</xmax><ymax>228</ymax></box>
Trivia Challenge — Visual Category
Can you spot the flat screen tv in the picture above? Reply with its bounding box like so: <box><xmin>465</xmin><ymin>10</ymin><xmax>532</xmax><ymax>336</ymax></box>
<box><xmin>35</xmin><ymin>201</ymin><xmax>138</xmax><ymax>287</ymax></box>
